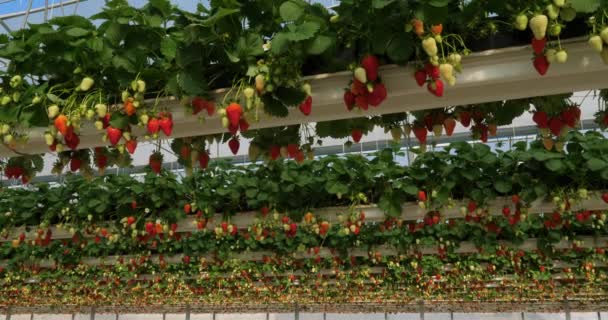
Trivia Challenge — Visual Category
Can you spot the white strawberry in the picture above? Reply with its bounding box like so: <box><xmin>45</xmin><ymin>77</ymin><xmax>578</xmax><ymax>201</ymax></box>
<box><xmin>94</xmin><ymin>121</ymin><xmax>104</xmax><ymax>131</ymax></box>
<box><xmin>85</xmin><ymin>109</ymin><xmax>95</xmax><ymax>120</ymax></box>
<box><xmin>95</xmin><ymin>104</ymin><xmax>107</xmax><ymax>117</ymax></box>
<box><xmin>47</xmin><ymin>105</ymin><xmax>60</xmax><ymax>119</ymax></box>
<box><xmin>447</xmin><ymin>53</ymin><xmax>462</xmax><ymax>65</ymax></box>
<box><xmin>439</xmin><ymin>63</ymin><xmax>454</xmax><ymax>81</ymax></box>
<box><xmin>555</xmin><ymin>50</ymin><xmax>568</xmax><ymax>63</ymax></box>
<box><xmin>529</xmin><ymin>15</ymin><xmax>548</xmax><ymax>40</ymax></box>
<box><xmin>553</xmin><ymin>0</ymin><xmax>565</xmax><ymax>7</ymax></box>
<box><xmin>545</xmin><ymin>49</ymin><xmax>557</xmax><ymax>63</ymax></box>
<box><xmin>79</xmin><ymin>77</ymin><xmax>95</xmax><ymax>91</ymax></box>
<box><xmin>601</xmin><ymin>27</ymin><xmax>608</xmax><ymax>44</ymax></box>
<box><xmin>447</xmin><ymin>77</ymin><xmax>456</xmax><ymax>86</ymax></box>
<box><xmin>422</xmin><ymin>37</ymin><xmax>438</xmax><ymax>57</ymax></box>
<box><xmin>546</xmin><ymin>5</ymin><xmax>559</xmax><ymax>20</ymax></box>
<box><xmin>354</xmin><ymin>67</ymin><xmax>367</xmax><ymax>83</ymax></box>
<box><xmin>589</xmin><ymin>35</ymin><xmax>604</xmax><ymax>53</ymax></box>
<box><xmin>302</xmin><ymin>83</ymin><xmax>312</xmax><ymax>96</ymax></box>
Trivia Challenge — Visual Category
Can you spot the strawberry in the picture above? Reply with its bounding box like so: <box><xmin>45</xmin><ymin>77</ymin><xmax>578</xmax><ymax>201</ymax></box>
<box><xmin>529</xmin><ymin>15</ymin><xmax>548</xmax><ymax>40</ymax></box>
<box><xmin>299</xmin><ymin>96</ymin><xmax>312</xmax><ymax>116</ymax></box>
<box><xmin>531</xmin><ymin>37</ymin><xmax>547</xmax><ymax>55</ymax></box>
<box><xmin>228</xmin><ymin>137</ymin><xmax>240</xmax><ymax>155</ymax></box>
<box><xmin>54</xmin><ymin>114</ymin><xmax>69</xmax><ymax>136</ymax></box>
<box><xmin>295</xmin><ymin>150</ymin><xmax>305</xmax><ymax>163</ymax></box>
<box><xmin>361</xmin><ymin>55</ymin><xmax>380</xmax><ymax>81</ymax></box>
<box><xmin>427</xmin><ymin>79</ymin><xmax>444</xmax><ymax>97</ymax></box>
<box><xmin>355</xmin><ymin>95</ymin><xmax>369</xmax><ymax>110</ymax></box>
<box><xmin>184</xmin><ymin>203</ymin><xmax>191</xmax><ymax>214</ymax></box>
<box><xmin>287</xmin><ymin>144</ymin><xmax>299</xmax><ymax>158</ymax></box>
<box><xmin>512</xmin><ymin>194</ymin><xmax>520</xmax><ymax>204</ymax></box>
<box><xmin>64</xmin><ymin>128</ymin><xmax>80</xmax><ymax>150</ymax></box>
<box><xmin>560</xmin><ymin>109</ymin><xmax>576</xmax><ymax>128</ymax></box>
<box><xmin>488</xmin><ymin>123</ymin><xmax>497</xmax><ymax>136</ymax></box>
<box><xmin>418</xmin><ymin>191</ymin><xmax>427</xmax><ymax>202</ymax></box>
<box><xmin>414</xmin><ymin>70</ymin><xmax>427</xmax><ymax>86</ymax></box>
<box><xmin>351</xmin><ymin>129</ymin><xmax>363</xmax><ymax>143</ymax></box>
<box><xmin>532</xmin><ymin>111</ymin><xmax>549</xmax><ymax>128</ymax></box>
<box><xmin>180</xmin><ymin>145</ymin><xmax>191</xmax><ymax>159</ymax></box>
<box><xmin>589</xmin><ymin>35</ymin><xmax>604</xmax><ymax>53</ymax></box>
<box><xmin>467</xmin><ymin>201</ymin><xmax>477</xmax><ymax>213</ymax></box>
<box><xmin>270</xmin><ymin>145</ymin><xmax>281</xmax><ymax>160</ymax></box>
<box><xmin>225</xmin><ymin>103</ymin><xmax>243</xmax><ymax>128</ymax></box>
<box><xmin>125</xmin><ymin>139</ymin><xmax>137</xmax><ymax>154</ymax></box>
<box><xmin>192</xmin><ymin>97</ymin><xmax>215</xmax><ymax>115</ymax></box>
<box><xmin>459</xmin><ymin>111</ymin><xmax>471</xmax><ymax>127</ymax></box>
<box><xmin>425</xmin><ymin>63</ymin><xmax>440</xmax><ymax>80</ymax></box>
<box><xmin>502</xmin><ymin>206</ymin><xmax>511</xmax><ymax>217</ymax></box>
<box><xmin>351</xmin><ymin>80</ymin><xmax>367</xmax><ymax>96</ymax></box>
<box><xmin>124</xmin><ymin>99</ymin><xmax>136</xmax><ymax>116</ymax></box>
<box><xmin>353</xmin><ymin>67</ymin><xmax>367</xmax><ymax>84</ymax></box>
<box><xmin>602</xmin><ymin>193</ymin><xmax>608</xmax><ymax>203</ymax></box>
<box><xmin>159</xmin><ymin>115</ymin><xmax>173</xmax><ymax>136</ymax></box>
<box><xmin>239</xmin><ymin>118</ymin><xmax>250</xmax><ymax>132</ymax></box>
<box><xmin>107</xmin><ymin>126</ymin><xmax>122</xmax><ymax>146</ymax></box>
<box><xmin>199</xmin><ymin>151</ymin><xmax>210</xmax><ymax>169</ymax></box>
<box><xmin>549</xmin><ymin>117</ymin><xmax>564</xmax><ymax>136</ymax></box>
<box><xmin>431</xmin><ymin>24</ymin><xmax>443</xmax><ymax>35</ymax></box>
<box><xmin>127</xmin><ymin>216</ymin><xmax>136</xmax><ymax>225</ymax></box>
<box><xmin>368</xmin><ymin>83</ymin><xmax>387</xmax><ymax>107</ymax></box>
<box><xmin>422</xmin><ymin>37</ymin><xmax>438</xmax><ymax>57</ymax></box>
<box><xmin>413</xmin><ymin>126</ymin><xmax>427</xmax><ymax>144</ymax></box>
<box><xmin>343</xmin><ymin>91</ymin><xmax>356</xmax><ymax>110</ymax></box>
<box><xmin>533</xmin><ymin>55</ymin><xmax>550</xmax><ymax>76</ymax></box>
<box><xmin>147</xmin><ymin>118</ymin><xmax>160</xmax><ymax>134</ymax></box>
<box><xmin>443</xmin><ymin>117</ymin><xmax>456</xmax><ymax>136</ymax></box>
<box><xmin>149</xmin><ymin>152</ymin><xmax>163</xmax><ymax>174</ymax></box>
<box><xmin>412</xmin><ymin>19</ymin><xmax>424</xmax><ymax>36</ymax></box>
<box><xmin>70</xmin><ymin>157</ymin><xmax>81</xmax><ymax>172</ymax></box>
<box><xmin>182</xmin><ymin>255</ymin><xmax>190</xmax><ymax>264</ymax></box>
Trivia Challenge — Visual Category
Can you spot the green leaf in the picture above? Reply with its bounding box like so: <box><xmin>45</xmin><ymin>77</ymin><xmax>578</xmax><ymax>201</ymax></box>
<box><xmin>160</xmin><ymin>37</ymin><xmax>177</xmax><ymax>60</ymax></box>
<box><xmin>372</xmin><ymin>0</ymin><xmax>394</xmax><ymax>8</ymax></box>
<box><xmin>178</xmin><ymin>71</ymin><xmax>207</xmax><ymax>95</ymax></box>
<box><xmin>109</xmin><ymin>113</ymin><xmax>129</xmax><ymax>129</ymax></box>
<box><xmin>273</xmin><ymin>86</ymin><xmax>306</xmax><ymax>107</ymax></box>
<box><xmin>149</xmin><ymin>0</ymin><xmax>172</xmax><ymax>17</ymax></box>
<box><xmin>307</xmin><ymin>35</ymin><xmax>333</xmax><ymax>55</ymax></box>
<box><xmin>280</xmin><ymin>1</ymin><xmax>304</xmax><ymax>21</ymax></box>
<box><xmin>271</xmin><ymin>32</ymin><xmax>290</xmax><ymax>55</ymax></box>
<box><xmin>569</xmin><ymin>0</ymin><xmax>600</xmax><ymax>13</ymax></box>
<box><xmin>87</xmin><ymin>38</ymin><xmax>104</xmax><ymax>52</ymax></box>
<box><xmin>262</xmin><ymin>95</ymin><xmax>289</xmax><ymax>118</ymax></box>
<box><xmin>427</xmin><ymin>0</ymin><xmax>449</xmax><ymax>7</ymax></box>
<box><xmin>587</xmin><ymin>158</ymin><xmax>607</xmax><ymax>171</ymax></box>
<box><xmin>65</xmin><ymin>27</ymin><xmax>90</xmax><ymax>37</ymax></box>
<box><xmin>225</xmin><ymin>49</ymin><xmax>240</xmax><ymax>63</ymax></box>
<box><xmin>386</xmin><ymin>34</ymin><xmax>414</xmax><ymax>62</ymax></box>
<box><xmin>112</xmin><ymin>55</ymin><xmax>135</xmax><ymax>72</ymax></box>
<box><xmin>203</xmin><ymin>8</ymin><xmax>240</xmax><ymax>26</ymax></box>
<box><xmin>494</xmin><ymin>179</ymin><xmax>512</xmax><ymax>193</ymax></box>
<box><xmin>286</xmin><ymin>21</ymin><xmax>320</xmax><ymax>41</ymax></box>
<box><xmin>545</xmin><ymin>159</ymin><xmax>563</xmax><ymax>172</ymax></box>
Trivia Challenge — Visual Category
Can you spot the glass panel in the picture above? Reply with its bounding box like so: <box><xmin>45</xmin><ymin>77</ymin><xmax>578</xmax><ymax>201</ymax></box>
<box><xmin>190</xmin><ymin>314</ymin><xmax>213</xmax><ymax>320</ymax></box>
<box><xmin>425</xmin><ymin>313</ymin><xmax>450</xmax><ymax>320</ymax></box>
<box><xmin>120</xmin><ymin>314</ymin><xmax>162</xmax><ymax>320</ymax></box>
<box><xmin>11</xmin><ymin>315</ymin><xmax>32</xmax><ymax>320</ymax></box>
<box><xmin>34</xmin><ymin>315</ymin><xmax>73</xmax><ymax>320</ymax></box>
<box><xmin>387</xmin><ymin>314</ymin><xmax>420</xmax><ymax>320</ymax></box>
<box><xmin>454</xmin><ymin>313</ymin><xmax>521</xmax><ymax>320</ymax></box>
<box><xmin>299</xmin><ymin>313</ymin><xmax>324</xmax><ymax>320</ymax></box>
<box><xmin>95</xmin><ymin>315</ymin><xmax>116</xmax><ymax>320</ymax></box>
<box><xmin>326</xmin><ymin>314</ymin><xmax>384</xmax><ymax>320</ymax></box>
<box><xmin>165</xmin><ymin>314</ymin><xmax>185</xmax><ymax>320</ymax></box>
<box><xmin>571</xmin><ymin>313</ymin><xmax>599</xmax><ymax>320</ymax></box>
<box><xmin>215</xmin><ymin>315</ymin><xmax>266</xmax><ymax>320</ymax></box>
<box><xmin>269</xmin><ymin>314</ymin><xmax>295</xmax><ymax>320</ymax></box>
<box><xmin>525</xmin><ymin>314</ymin><xmax>566</xmax><ymax>320</ymax></box>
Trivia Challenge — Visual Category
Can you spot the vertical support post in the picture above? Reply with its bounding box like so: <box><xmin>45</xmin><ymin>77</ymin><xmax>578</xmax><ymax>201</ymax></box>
<box><xmin>115</xmin><ymin>313</ymin><xmax>118</xmax><ymax>320</ymax></box>
<box><xmin>419</xmin><ymin>301</ymin><xmax>424</xmax><ymax>320</ymax></box>
<box><xmin>162</xmin><ymin>313</ymin><xmax>166</xmax><ymax>320</ymax></box>
<box><xmin>5</xmin><ymin>306</ymin><xmax>10</xmax><ymax>320</ymax></box>
<box><xmin>450</xmin><ymin>312</ymin><xmax>454</xmax><ymax>320</ymax></box>
<box><xmin>185</xmin><ymin>306</ymin><xmax>190</xmax><ymax>320</ymax></box>
<box><xmin>565</xmin><ymin>300</ymin><xmax>571</xmax><ymax>320</ymax></box>
<box><xmin>29</xmin><ymin>313</ymin><xmax>33</xmax><ymax>320</ymax></box>
<box><xmin>294</xmin><ymin>303</ymin><xmax>299</xmax><ymax>320</ymax></box>
<box><xmin>598</xmin><ymin>311</ymin><xmax>601</xmax><ymax>320</ymax></box>
<box><xmin>90</xmin><ymin>307</ymin><xmax>96</xmax><ymax>320</ymax></box>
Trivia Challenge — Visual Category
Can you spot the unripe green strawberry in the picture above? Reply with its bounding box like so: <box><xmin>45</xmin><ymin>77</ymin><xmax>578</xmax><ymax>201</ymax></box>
<box><xmin>0</xmin><ymin>124</ymin><xmax>9</xmax><ymax>135</ymax></box>
<box><xmin>553</xmin><ymin>0</ymin><xmax>565</xmax><ymax>7</ymax></box>
<box><xmin>221</xmin><ymin>116</ymin><xmax>229</xmax><ymax>128</ymax></box>
<box><xmin>447</xmin><ymin>53</ymin><xmax>462</xmax><ymax>65</ymax></box>
<box><xmin>85</xmin><ymin>109</ymin><xmax>95</xmax><ymax>120</ymax></box>
<box><xmin>514</xmin><ymin>14</ymin><xmax>528</xmax><ymax>31</ymax></box>
<box><xmin>136</xmin><ymin>80</ymin><xmax>146</xmax><ymax>93</ymax></box>
<box><xmin>529</xmin><ymin>15</ymin><xmax>548</xmax><ymax>40</ymax></box>
<box><xmin>434</xmin><ymin>34</ymin><xmax>442</xmax><ymax>44</ymax></box>
<box><xmin>546</xmin><ymin>5</ymin><xmax>559</xmax><ymax>20</ymax></box>
<box><xmin>3</xmin><ymin>134</ymin><xmax>13</xmax><ymax>144</ymax></box>
<box><xmin>439</xmin><ymin>63</ymin><xmax>454</xmax><ymax>81</ymax></box>
<box><xmin>12</xmin><ymin>92</ymin><xmax>20</xmax><ymax>102</ymax></box>
<box><xmin>601</xmin><ymin>28</ymin><xmax>608</xmax><ymax>44</ymax></box>
<box><xmin>302</xmin><ymin>83</ymin><xmax>312</xmax><ymax>96</ymax></box>
<box><xmin>549</xmin><ymin>24</ymin><xmax>562</xmax><ymax>36</ymax></box>
<box><xmin>244</xmin><ymin>87</ymin><xmax>255</xmax><ymax>99</ymax></box>
<box><xmin>589</xmin><ymin>35</ymin><xmax>604</xmax><ymax>52</ymax></box>
<box><xmin>354</xmin><ymin>67</ymin><xmax>367</xmax><ymax>83</ymax></box>
<box><xmin>390</xmin><ymin>127</ymin><xmax>402</xmax><ymax>142</ymax></box>
<box><xmin>56</xmin><ymin>143</ymin><xmax>64</xmax><ymax>152</ymax></box>
<box><xmin>559</xmin><ymin>7</ymin><xmax>576</xmax><ymax>22</ymax></box>
<box><xmin>47</xmin><ymin>105</ymin><xmax>60</xmax><ymax>119</ymax></box>
<box><xmin>9</xmin><ymin>75</ymin><xmax>22</xmax><ymax>88</ymax></box>
<box><xmin>122</xmin><ymin>91</ymin><xmax>130</xmax><ymax>103</ymax></box>
<box><xmin>422</xmin><ymin>37</ymin><xmax>438</xmax><ymax>57</ymax></box>
<box><xmin>32</xmin><ymin>96</ymin><xmax>41</xmax><ymax>104</ymax></box>
<box><xmin>447</xmin><ymin>76</ymin><xmax>456</xmax><ymax>86</ymax></box>
<box><xmin>555</xmin><ymin>50</ymin><xmax>568</xmax><ymax>63</ymax></box>
<box><xmin>44</xmin><ymin>133</ymin><xmax>54</xmax><ymax>146</ymax></box>
<box><xmin>79</xmin><ymin>77</ymin><xmax>95</xmax><ymax>91</ymax></box>
<box><xmin>545</xmin><ymin>49</ymin><xmax>557</xmax><ymax>63</ymax></box>
<box><xmin>330</xmin><ymin>15</ymin><xmax>339</xmax><ymax>23</ymax></box>
<box><xmin>73</xmin><ymin>67</ymin><xmax>82</xmax><ymax>74</ymax></box>
<box><xmin>1</xmin><ymin>96</ymin><xmax>10</xmax><ymax>106</ymax></box>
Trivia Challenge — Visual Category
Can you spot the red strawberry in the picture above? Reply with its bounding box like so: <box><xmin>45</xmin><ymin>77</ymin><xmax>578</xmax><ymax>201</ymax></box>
<box><xmin>299</xmin><ymin>96</ymin><xmax>312</xmax><ymax>116</ymax></box>
<box><xmin>107</xmin><ymin>126</ymin><xmax>122</xmax><ymax>146</ymax></box>
<box><xmin>427</xmin><ymin>80</ymin><xmax>444</xmax><ymax>97</ymax></box>
<box><xmin>64</xmin><ymin>128</ymin><xmax>80</xmax><ymax>150</ymax></box>
<box><xmin>127</xmin><ymin>216</ymin><xmax>136</xmax><ymax>225</ymax></box>
<box><xmin>228</xmin><ymin>138</ymin><xmax>240</xmax><ymax>155</ymax></box>
<box><xmin>54</xmin><ymin>114</ymin><xmax>69</xmax><ymax>136</ymax></box>
<box><xmin>198</xmin><ymin>151</ymin><xmax>210</xmax><ymax>169</ymax></box>
<box><xmin>361</xmin><ymin>55</ymin><xmax>380</xmax><ymax>81</ymax></box>
<box><xmin>192</xmin><ymin>97</ymin><xmax>206</xmax><ymax>115</ymax></box>
<box><xmin>531</xmin><ymin>37</ymin><xmax>547</xmax><ymax>55</ymax></box>
<box><xmin>351</xmin><ymin>80</ymin><xmax>367</xmax><ymax>96</ymax></box>
<box><xmin>549</xmin><ymin>117</ymin><xmax>564</xmax><ymax>136</ymax></box>
<box><xmin>425</xmin><ymin>63</ymin><xmax>440</xmax><ymax>80</ymax></box>
<box><xmin>70</xmin><ymin>157</ymin><xmax>81</xmax><ymax>172</ymax></box>
<box><xmin>102</xmin><ymin>113</ymin><xmax>111</xmax><ymax>129</ymax></box>
<box><xmin>287</xmin><ymin>144</ymin><xmax>299</xmax><ymax>158</ymax></box>
<box><xmin>502</xmin><ymin>206</ymin><xmax>511</xmax><ymax>217</ymax></box>
<box><xmin>159</xmin><ymin>116</ymin><xmax>173</xmax><ymax>136</ymax></box>
<box><xmin>184</xmin><ymin>203</ymin><xmax>191</xmax><ymax>214</ymax></box>
<box><xmin>182</xmin><ymin>255</ymin><xmax>190</xmax><ymax>264</ymax></box>
<box><xmin>459</xmin><ymin>111</ymin><xmax>471</xmax><ymax>127</ymax></box>
<box><xmin>569</xmin><ymin>106</ymin><xmax>581</xmax><ymax>120</ymax></box>
<box><xmin>351</xmin><ymin>129</ymin><xmax>363</xmax><ymax>143</ymax></box>
<box><xmin>295</xmin><ymin>150</ymin><xmax>305</xmax><ymax>163</ymax></box>
<box><xmin>560</xmin><ymin>109</ymin><xmax>576</xmax><ymax>128</ymax></box>
<box><xmin>424</xmin><ymin>114</ymin><xmax>434</xmax><ymax>132</ymax></box>
<box><xmin>512</xmin><ymin>194</ymin><xmax>520</xmax><ymax>204</ymax></box>
<box><xmin>414</xmin><ymin>70</ymin><xmax>427</xmax><ymax>86</ymax></box>
<box><xmin>145</xmin><ymin>222</ymin><xmax>155</xmax><ymax>234</ymax></box>
<box><xmin>355</xmin><ymin>95</ymin><xmax>368</xmax><ymax>110</ymax></box>
<box><xmin>149</xmin><ymin>152</ymin><xmax>163</xmax><ymax>174</ymax></box>
<box><xmin>443</xmin><ymin>118</ymin><xmax>456</xmax><ymax>136</ymax></box>
<box><xmin>602</xmin><ymin>193</ymin><xmax>608</xmax><ymax>203</ymax></box>
<box><xmin>418</xmin><ymin>191</ymin><xmax>427</xmax><ymax>202</ymax></box>
<box><xmin>239</xmin><ymin>118</ymin><xmax>250</xmax><ymax>132</ymax></box>
<box><xmin>147</xmin><ymin>118</ymin><xmax>160</xmax><ymax>134</ymax></box>
<box><xmin>205</xmin><ymin>101</ymin><xmax>216</xmax><ymax>116</ymax></box>
<box><xmin>532</xmin><ymin>111</ymin><xmax>549</xmax><ymax>128</ymax></box>
<box><xmin>226</xmin><ymin>103</ymin><xmax>243</xmax><ymax>128</ymax></box>
<box><xmin>180</xmin><ymin>145</ymin><xmax>191</xmax><ymax>159</ymax></box>
<box><xmin>125</xmin><ymin>139</ymin><xmax>137</xmax><ymax>154</ymax></box>
<box><xmin>413</xmin><ymin>126</ymin><xmax>427</xmax><ymax>144</ymax></box>
<box><xmin>533</xmin><ymin>56</ymin><xmax>550</xmax><ymax>76</ymax></box>
<box><xmin>467</xmin><ymin>201</ymin><xmax>477</xmax><ymax>213</ymax></box>
<box><xmin>368</xmin><ymin>83</ymin><xmax>387</xmax><ymax>107</ymax></box>
<box><xmin>343</xmin><ymin>91</ymin><xmax>355</xmax><ymax>110</ymax></box>
<box><xmin>270</xmin><ymin>145</ymin><xmax>281</xmax><ymax>160</ymax></box>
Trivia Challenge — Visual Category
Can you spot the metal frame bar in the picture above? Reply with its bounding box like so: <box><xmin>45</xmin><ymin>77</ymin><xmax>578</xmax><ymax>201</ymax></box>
<box><xmin>0</xmin><ymin>0</ymin><xmax>82</xmax><ymax>21</ymax></box>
